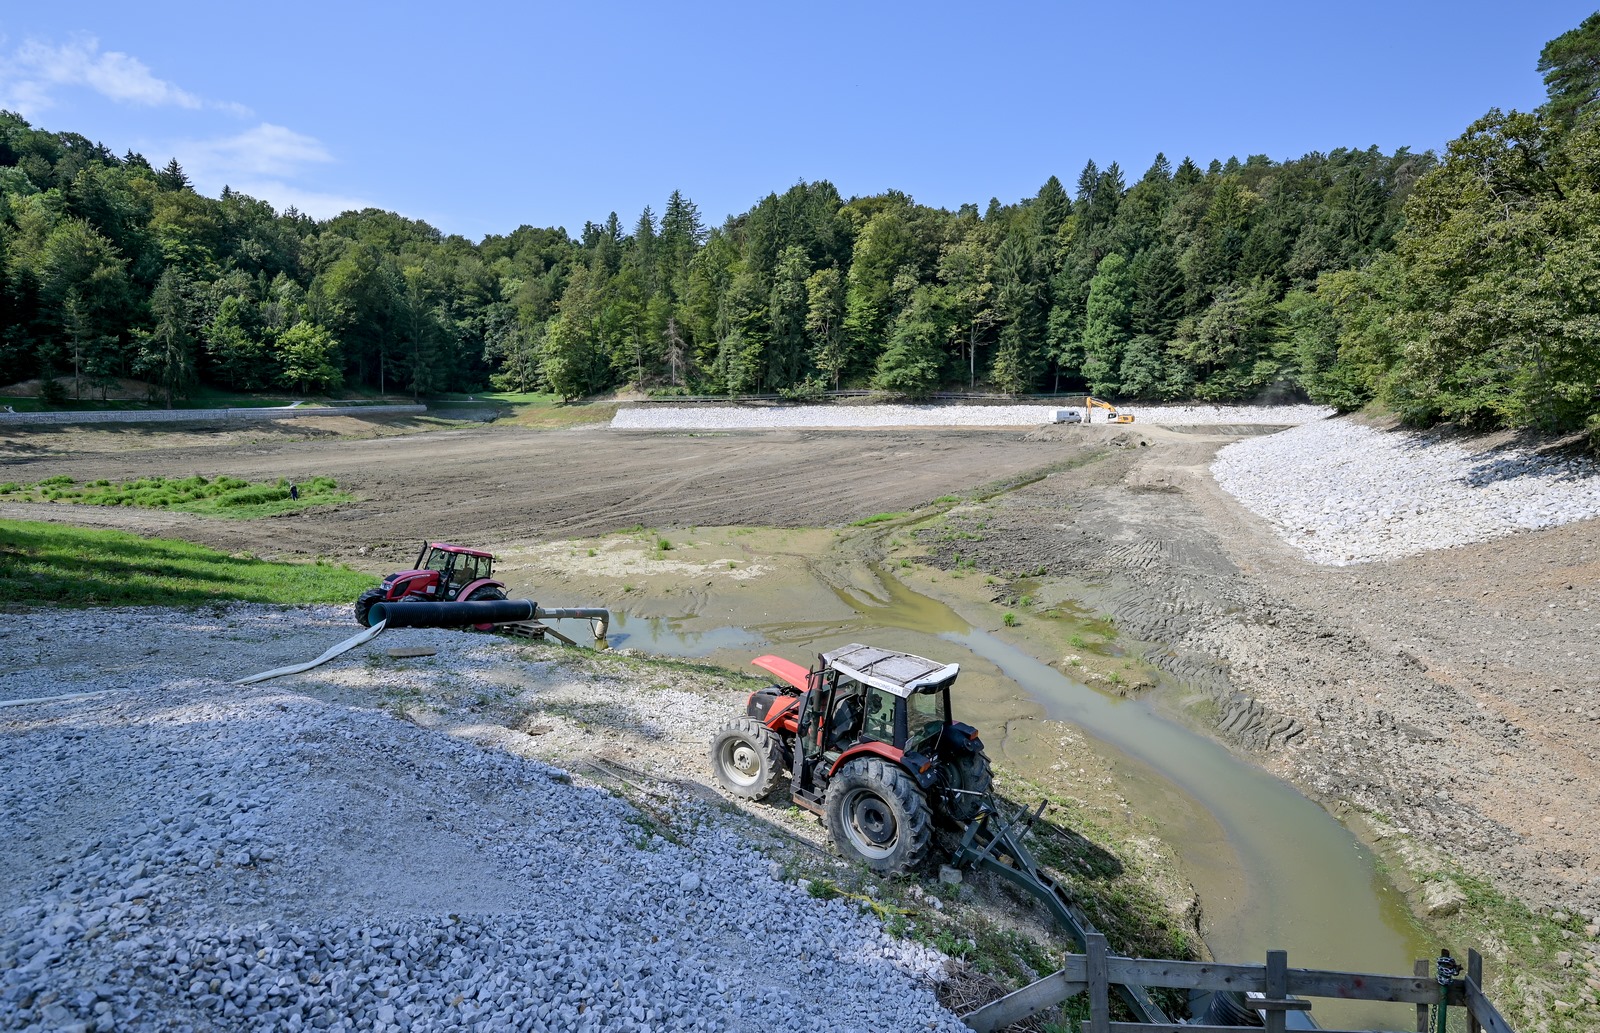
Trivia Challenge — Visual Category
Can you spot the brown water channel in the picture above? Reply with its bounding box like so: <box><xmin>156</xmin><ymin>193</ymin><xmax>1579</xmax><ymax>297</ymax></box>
<box><xmin>530</xmin><ymin>542</ymin><xmax>1429</xmax><ymax>1028</ymax></box>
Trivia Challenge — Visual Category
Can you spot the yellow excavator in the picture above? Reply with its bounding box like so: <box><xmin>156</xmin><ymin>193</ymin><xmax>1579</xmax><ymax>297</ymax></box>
<box><xmin>1085</xmin><ymin>396</ymin><xmax>1135</xmax><ymax>424</ymax></box>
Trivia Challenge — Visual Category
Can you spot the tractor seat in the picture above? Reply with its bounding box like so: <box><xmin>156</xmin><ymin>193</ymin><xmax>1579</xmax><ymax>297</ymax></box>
<box><xmin>828</xmin><ymin>696</ymin><xmax>862</xmax><ymax>750</ymax></box>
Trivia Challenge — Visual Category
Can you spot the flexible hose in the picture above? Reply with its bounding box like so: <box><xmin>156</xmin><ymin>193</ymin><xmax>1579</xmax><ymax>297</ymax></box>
<box><xmin>235</xmin><ymin>620</ymin><xmax>388</xmax><ymax>685</ymax></box>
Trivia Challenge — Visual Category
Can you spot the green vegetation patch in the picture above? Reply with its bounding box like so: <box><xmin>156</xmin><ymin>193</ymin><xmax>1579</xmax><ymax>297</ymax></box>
<box><xmin>849</xmin><ymin>511</ymin><xmax>908</xmax><ymax>527</ymax></box>
<box><xmin>0</xmin><ymin>474</ymin><xmax>349</xmax><ymax>518</ymax></box>
<box><xmin>0</xmin><ymin>519</ymin><xmax>372</xmax><ymax>607</ymax></box>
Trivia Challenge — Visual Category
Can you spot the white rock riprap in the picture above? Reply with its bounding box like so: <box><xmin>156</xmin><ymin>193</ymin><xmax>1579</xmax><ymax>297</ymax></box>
<box><xmin>612</xmin><ymin>403</ymin><xmax>1331</xmax><ymax>431</ymax></box>
<box><xmin>1212</xmin><ymin>419</ymin><xmax>1600</xmax><ymax>564</ymax></box>
<box><xmin>0</xmin><ymin>605</ymin><xmax>965</xmax><ymax>1033</ymax></box>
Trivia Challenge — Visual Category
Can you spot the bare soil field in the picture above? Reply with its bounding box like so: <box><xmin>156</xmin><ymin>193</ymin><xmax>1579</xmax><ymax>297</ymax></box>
<box><xmin>0</xmin><ymin>420</ymin><xmax>1057</xmax><ymax>574</ymax></box>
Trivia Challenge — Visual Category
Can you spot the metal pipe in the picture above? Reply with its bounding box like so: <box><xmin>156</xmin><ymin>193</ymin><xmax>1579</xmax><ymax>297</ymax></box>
<box><xmin>533</xmin><ymin>606</ymin><xmax>610</xmax><ymax>638</ymax></box>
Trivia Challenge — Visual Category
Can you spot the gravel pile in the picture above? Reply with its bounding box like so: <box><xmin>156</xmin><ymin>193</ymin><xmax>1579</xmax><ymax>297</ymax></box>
<box><xmin>0</xmin><ymin>606</ymin><xmax>965</xmax><ymax>1032</ymax></box>
<box><xmin>1212</xmin><ymin>419</ymin><xmax>1600</xmax><ymax>564</ymax></box>
<box><xmin>612</xmin><ymin>403</ymin><xmax>1332</xmax><ymax>431</ymax></box>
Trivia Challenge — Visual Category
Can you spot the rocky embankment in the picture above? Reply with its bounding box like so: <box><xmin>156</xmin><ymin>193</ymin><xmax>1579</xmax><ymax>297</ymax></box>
<box><xmin>0</xmin><ymin>607</ymin><xmax>963</xmax><ymax>1033</ymax></box>
<box><xmin>1213</xmin><ymin>419</ymin><xmax>1600</xmax><ymax>564</ymax></box>
<box><xmin>613</xmin><ymin>402</ymin><xmax>1331</xmax><ymax>431</ymax></box>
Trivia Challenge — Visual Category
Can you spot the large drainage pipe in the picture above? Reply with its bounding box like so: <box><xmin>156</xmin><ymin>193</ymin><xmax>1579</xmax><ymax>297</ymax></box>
<box><xmin>367</xmin><ymin>599</ymin><xmax>610</xmax><ymax>638</ymax></box>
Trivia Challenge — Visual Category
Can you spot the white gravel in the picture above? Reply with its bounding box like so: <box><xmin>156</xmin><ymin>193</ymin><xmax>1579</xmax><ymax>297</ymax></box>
<box><xmin>612</xmin><ymin>403</ymin><xmax>1332</xmax><ymax>431</ymax></box>
<box><xmin>0</xmin><ymin>605</ymin><xmax>965</xmax><ymax>1032</ymax></box>
<box><xmin>1213</xmin><ymin>418</ymin><xmax>1600</xmax><ymax>565</ymax></box>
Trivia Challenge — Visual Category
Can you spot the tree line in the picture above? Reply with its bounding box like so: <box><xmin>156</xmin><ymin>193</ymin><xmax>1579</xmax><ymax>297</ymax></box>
<box><xmin>2</xmin><ymin>13</ymin><xmax>1596</xmax><ymax>437</ymax></box>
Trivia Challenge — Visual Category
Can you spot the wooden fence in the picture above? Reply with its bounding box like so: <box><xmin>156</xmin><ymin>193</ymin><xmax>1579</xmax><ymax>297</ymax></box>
<box><xmin>962</xmin><ymin>933</ymin><xmax>1514</xmax><ymax>1033</ymax></box>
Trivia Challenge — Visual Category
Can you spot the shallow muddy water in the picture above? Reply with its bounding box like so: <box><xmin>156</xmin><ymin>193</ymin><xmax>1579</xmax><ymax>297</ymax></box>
<box><xmin>524</xmin><ymin>535</ymin><xmax>1430</xmax><ymax>1028</ymax></box>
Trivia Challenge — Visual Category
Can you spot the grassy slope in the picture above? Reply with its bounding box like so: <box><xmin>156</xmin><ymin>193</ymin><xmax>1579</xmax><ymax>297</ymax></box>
<box><xmin>0</xmin><ymin>519</ymin><xmax>371</xmax><ymax>607</ymax></box>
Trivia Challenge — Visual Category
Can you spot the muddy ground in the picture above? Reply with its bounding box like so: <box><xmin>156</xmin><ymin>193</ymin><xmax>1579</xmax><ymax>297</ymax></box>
<box><xmin>4</xmin><ymin>413</ymin><xmax>1598</xmax><ymax>1024</ymax></box>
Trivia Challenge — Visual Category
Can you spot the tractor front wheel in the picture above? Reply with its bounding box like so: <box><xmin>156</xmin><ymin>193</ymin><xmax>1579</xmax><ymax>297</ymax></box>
<box><xmin>354</xmin><ymin>587</ymin><xmax>386</xmax><ymax>627</ymax></box>
<box><xmin>826</xmin><ymin>758</ymin><xmax>931</xmax><ymax>875</ymax></box>
<box><xmin>710</xmin><ymin>718</ymin><xmax>785</xmax><ymax>800</ymax></box>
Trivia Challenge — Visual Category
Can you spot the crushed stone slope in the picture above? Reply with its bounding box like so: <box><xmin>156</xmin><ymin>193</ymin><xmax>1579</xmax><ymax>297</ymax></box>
<box><xmin>0</xmin><ymin>606</ymin><xmax>963</xmax><ymax>1033</ymax></box>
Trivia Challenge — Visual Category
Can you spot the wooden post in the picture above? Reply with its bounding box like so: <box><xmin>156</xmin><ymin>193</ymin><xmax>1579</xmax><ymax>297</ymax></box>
<box><xmin>1415</xmin><ymin>959</ymin><xmax>1430</xmax><ymax>1033</ymax></box>
<box><xmin>1467</xmin><ymin>950</ymin><xmax>1483</xmax><ymax>1033</ymax></box>
<box><xmin>1264</xmin><ymin>950</ymin><xmax>1288</xmax><ymax>1033</ymax></box>
<box><xmin>1085</xmin><ymin>933</ymin><xmax>1111</xmax><ymax>1033</ymax></box>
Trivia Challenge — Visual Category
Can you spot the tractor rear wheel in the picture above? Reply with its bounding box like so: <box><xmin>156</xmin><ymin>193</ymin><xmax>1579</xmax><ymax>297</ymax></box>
<box><xmin>354</xmin><ymin>587</ymin><xmax>386</xmax><ymax>627</ymax></box>
<box><xmin>465</xmin><ymin>586</ymin><xmax>507</xmax><ymax>602</ymax></box>
<box><xmin>826</xmin><ymin>758</ymin><xmax>931</xmax><ymax>875</ymax></box>
<box><xmin>710</xmin><ymin>718</ymin><xmax>785</xmax><ymax>800</ymax></box>
<box><xmin>942</xmin><ymin>749</ymin><xmax>993</xmax><ymax>824</ymax></box>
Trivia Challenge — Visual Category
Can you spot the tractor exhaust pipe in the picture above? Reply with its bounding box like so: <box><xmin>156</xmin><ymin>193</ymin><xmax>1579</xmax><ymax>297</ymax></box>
<box><xmin>367</xmin><ymin>599</ymin><xmax>610</xmax><ymax>639</ymax></box>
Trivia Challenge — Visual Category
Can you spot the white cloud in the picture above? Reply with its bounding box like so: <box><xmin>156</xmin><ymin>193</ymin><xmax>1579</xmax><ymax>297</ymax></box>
<box><xmin>174</xmin><ymin>124</ymin><xmax>370</xmax><ymax>219</ymax></box>
<box><xmin>181</xmin><ymin>123</ymin><xmax>333</xmax><ymax>181</ymax></box>
<box><xmin>0</xmin><ymin>35</ymin><xmax>248</xmax><ymax>115</ymax></box>
<box><xmin>225</xmin><ymin>181</ymin><xmax>373</xmax><ymax>220</ymax></box>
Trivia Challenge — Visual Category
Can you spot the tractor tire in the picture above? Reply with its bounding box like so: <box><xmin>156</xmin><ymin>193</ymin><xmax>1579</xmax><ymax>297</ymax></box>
<box><xmin>941</xmin><ymin>748</ymin><xmax>994</xmax><ymax>825</ymax></box>
<box><xmin>710</xmin><ymin>718</ymin><xmax>785</xmax><ymax>800</ymax></box>
<box><xmin>826</xmin><ymin>758</ymin><xmax>931</xmax><ymax>875</ymax></box>
<box><xmin>464</xmin><ymin>586</ymin><xmax>508</xmax><ymax>631</ymax></box>
<box><xmin>354</xmin><ymin>587</ymin><xmax>386</xmax><ymax>627</ymax></box>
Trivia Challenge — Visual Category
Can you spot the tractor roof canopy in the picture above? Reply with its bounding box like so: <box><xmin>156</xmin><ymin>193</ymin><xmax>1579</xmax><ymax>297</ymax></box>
<box><xmin>429</xmin><ymin>543</ymin><xmax>493</xmax><ymax>559</ymax></box>
<box><xmin>823</xmin><ymin>643</ymin><xmax>959</xmax><ymax>699</ymax></box>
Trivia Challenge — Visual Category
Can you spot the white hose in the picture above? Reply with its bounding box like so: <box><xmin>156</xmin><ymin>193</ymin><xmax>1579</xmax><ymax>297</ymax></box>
<box><xmin>0</xmin><ymin>690</ymin><xmax>109</xmax><ymax>709</ymax></box>
<box><xmin>234</xmin><ymin>620</ymin><xmax>387</xmax><ymax>685</ymax></box>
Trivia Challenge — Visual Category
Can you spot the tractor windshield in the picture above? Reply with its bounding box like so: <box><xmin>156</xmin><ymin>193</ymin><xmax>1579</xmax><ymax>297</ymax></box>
<box><xmin>906</xmin><ymin>687</ymin><xmax>948</xmax><ymax>746</ymax></box>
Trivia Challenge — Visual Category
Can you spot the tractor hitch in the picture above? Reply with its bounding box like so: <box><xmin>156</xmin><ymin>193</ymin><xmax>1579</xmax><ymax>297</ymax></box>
<box><xmin>949</xmin><ymin>794</ymin><xmax>1170</xmax><ymax>1026</ymax></box>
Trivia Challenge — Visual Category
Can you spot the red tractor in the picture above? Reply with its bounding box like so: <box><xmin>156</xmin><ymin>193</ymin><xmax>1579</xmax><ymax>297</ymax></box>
<box><xmin>354</xmin><ymin>542</ymin><xmax>508</xmax><ymax>626</ymax></box>
<box><xmin>709</xmin><ymin>643</ymin><xmax>993</xmax><ymax>874</ymax></box>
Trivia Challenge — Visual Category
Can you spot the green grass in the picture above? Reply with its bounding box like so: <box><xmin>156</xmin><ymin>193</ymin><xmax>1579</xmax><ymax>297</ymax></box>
<box><xmin>849</xmin><ymin>511</ymin><xmax>908</xmax><ymax>527</ymax></box>
<box><xmin>0</xmin><ymin>519</ymin><xmax>373</xmax><ymax>607</ymax></box>
<box><xmin>0</xmin><ymin>474</ymin><xmax>350</xmax><ymax>518</ymax></box>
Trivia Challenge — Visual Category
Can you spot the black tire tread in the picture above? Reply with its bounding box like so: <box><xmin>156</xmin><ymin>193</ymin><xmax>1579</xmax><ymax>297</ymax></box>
<box><xmin>943</xmin><ymin>749</ymin><xmax>993</xmax><ymax>824</ymax></box>
<box><xmin>354</xmin><ymin>587</ymin><xmax>386</xmax><ymax>627</ymax></box>
<box><xmin>827</xmin><ymin>757</ymin><xmax>931</xmax><ymax>874</ymax></box>
<box><xmin>709</xmin><ymin>717</ymin><xmax>785</xmax><ymax>800</ymax></box>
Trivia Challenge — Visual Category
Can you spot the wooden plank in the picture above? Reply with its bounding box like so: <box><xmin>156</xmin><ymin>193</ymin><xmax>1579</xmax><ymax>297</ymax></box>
<box><xmin>1415</xmin><ymin>959</ymin><xmax>1429</xmax><ymax>1033</ymax></box>
<box><xmin>1464</xmin><ymin>972</ymin><xmax>1515</xmax><ymax>1033</ymax></box>
<box><xmin>1107</xmin><ymin>1026</ymin><xmax>1392</xmax><ymax>1033</ymax></box>
<box><xmin>961</xmin><ymin>968</ymin><xmax>1086</xmax><ymax>1032</ymax></box>
<box><xmin>1265</xmin><ymin>951</ymin><xmax>1288</xmax><ymax>1033</ymax></box>
<box><xmin>1467</xmin><ymin>951</ymin><xmax>1483</xmax><ymax>1033</ymax></box>
<box><xmin>386</xmin><ymin>646</ymin><xmax>437</xmax><ymax>658</ymax></box>
<box><xmin>1100</xmin><ymin>956</ymin><xmax>1438</xmax><ymax>1003</ymax></box>
<box><xmin>1085</xmin><ymin>933</ymin><xmax>1111</xmax><ymax>1033</ymax></box>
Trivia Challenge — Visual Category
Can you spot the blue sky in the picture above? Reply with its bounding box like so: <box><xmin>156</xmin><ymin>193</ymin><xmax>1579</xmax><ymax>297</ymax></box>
<box><xmin>0</xmin><ymin>2</ymin><xmax>1589</xmax><ymax>239</ymax></box>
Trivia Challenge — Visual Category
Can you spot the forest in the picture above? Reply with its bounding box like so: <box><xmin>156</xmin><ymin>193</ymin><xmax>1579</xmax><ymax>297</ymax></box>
<box><xmin>1</xmin><ymin>13</ymin><xmax>1597</xmax><ymax>437</ymax></box>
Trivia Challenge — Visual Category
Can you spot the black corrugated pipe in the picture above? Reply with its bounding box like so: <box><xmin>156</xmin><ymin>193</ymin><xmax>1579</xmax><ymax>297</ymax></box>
<box><xmin>365</xmin><ymin>600</ymin><xmax>611</xmax><ymax>638</ymax></box>
<box><xmin>368</xmin><ymin>599</ymin><xmax>536</xmax><ymax>628</ymax></box>
<box><xmin>1191</xmin><ymin>991</ymin><xmax>1265</xmax><ymax>1027</ymax></box>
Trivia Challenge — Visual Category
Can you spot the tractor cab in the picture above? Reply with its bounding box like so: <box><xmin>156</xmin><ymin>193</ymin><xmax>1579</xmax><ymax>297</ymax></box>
<box><xmin>414</xmin><ymin>542</ymin><xmax>494</xmax><ymax>599</ymax></box>
<box><xmin>789</xmin><ymin>644</ymin><xmax>967</xmax><ymax>808</ymax></box>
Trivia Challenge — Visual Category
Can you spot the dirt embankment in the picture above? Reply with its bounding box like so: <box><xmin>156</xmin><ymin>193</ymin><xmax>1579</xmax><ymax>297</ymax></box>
<box><xmin>917</xmin><ymin>425</ymin><xmax>1600</xmax><ymax>921</ymax></box>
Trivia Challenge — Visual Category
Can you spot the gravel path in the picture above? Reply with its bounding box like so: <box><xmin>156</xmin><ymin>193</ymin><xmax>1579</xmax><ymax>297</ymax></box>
<box><xmin>1212</xmin><ymin>419</ymin><xmax>1600</xmax><ymax>564</ymax></box>
<box><xmin>612</xmin><ymin>403</ymin><xmax>1332</xmax><ymax>431</ymax></box>
<box><xmin>0</xmin><ymin>606</ymin><xmax>964</xmax><ymax>1033</ymax></box>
